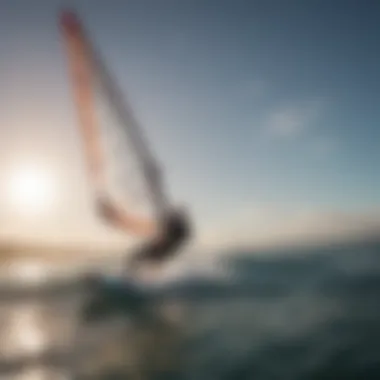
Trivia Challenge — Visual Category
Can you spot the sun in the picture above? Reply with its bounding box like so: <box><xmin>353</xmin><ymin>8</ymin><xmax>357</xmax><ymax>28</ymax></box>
<box><xmin>7</xmin><ymin>164</ymin><xmax>57</xmax><ymax>216</ymax></box>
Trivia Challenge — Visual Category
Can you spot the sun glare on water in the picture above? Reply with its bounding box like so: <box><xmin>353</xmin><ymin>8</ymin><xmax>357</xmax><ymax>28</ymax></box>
<box><xmin>7</xmin><ymin>163</ymin><xmax>58</xmax><ymax>216</ymax></box>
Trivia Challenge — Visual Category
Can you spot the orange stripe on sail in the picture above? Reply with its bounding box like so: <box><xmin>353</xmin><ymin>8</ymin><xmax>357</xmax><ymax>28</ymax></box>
<box><xmin>60</xmin><ymin>10</ymin><xmax>105</xmax><ymax>192</ymax></box>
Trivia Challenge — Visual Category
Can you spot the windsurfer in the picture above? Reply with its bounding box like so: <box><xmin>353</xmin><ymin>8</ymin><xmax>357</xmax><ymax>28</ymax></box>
<box><xmin>97</xmin><ymin>196</ymin><xmax>191</xmax><ymax>269</ymax></box>
<box><xmin>129</xmin><ymin>207</ymin><xmax>190</xmax><ymax>269</ymax></box>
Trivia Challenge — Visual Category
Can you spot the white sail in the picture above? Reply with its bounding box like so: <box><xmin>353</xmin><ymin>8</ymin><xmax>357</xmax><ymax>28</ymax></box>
<box><xmin>60</xmin><ymin>10</ymin><xmax>168</xmax><ymax>240</ymax></box>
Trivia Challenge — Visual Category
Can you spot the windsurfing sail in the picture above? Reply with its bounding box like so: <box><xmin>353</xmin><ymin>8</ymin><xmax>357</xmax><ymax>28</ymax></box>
<box><xmin>60</xmin><ymin>9</ymin><xmax>168</xmax><ymax>239</ymax></box>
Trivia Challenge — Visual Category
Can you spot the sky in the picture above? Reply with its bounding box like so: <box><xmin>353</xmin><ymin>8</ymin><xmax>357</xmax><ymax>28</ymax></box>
<box><xmin>0</xmin><ymin>0</ymin><xmax>379</xmax><ymax>251</ymax></box>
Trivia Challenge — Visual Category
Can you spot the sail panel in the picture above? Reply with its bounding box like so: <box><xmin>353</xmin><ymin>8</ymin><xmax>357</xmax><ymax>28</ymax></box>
<box><xmin>60</xmin><ymin>10</ymin><xmax>165</xmax><ymax>238</ymax></box>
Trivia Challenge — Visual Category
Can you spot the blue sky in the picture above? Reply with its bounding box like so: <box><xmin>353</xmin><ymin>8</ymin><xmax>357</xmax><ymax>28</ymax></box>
<box><xmin>0</xmin><ymin>0</ymin><xmax>379</xmax><ymax>248</ymax></box>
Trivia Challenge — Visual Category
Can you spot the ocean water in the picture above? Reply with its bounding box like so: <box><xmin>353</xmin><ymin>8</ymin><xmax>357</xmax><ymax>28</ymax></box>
<box><xmin>1</xmin><ymin>239</ymin><xmax>380</xmax><ymax>379</ymax></box>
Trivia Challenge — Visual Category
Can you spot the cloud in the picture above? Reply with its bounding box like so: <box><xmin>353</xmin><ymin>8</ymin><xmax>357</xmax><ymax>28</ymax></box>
<box><xmin>199</xmin><ymin>203</ymin><xmax>380</xmax><ymax>252</ymax></box>
<box><xmin>266</xmin><ymin>100</ymin><xmax>321</xmax><ymax>139</ymax></box>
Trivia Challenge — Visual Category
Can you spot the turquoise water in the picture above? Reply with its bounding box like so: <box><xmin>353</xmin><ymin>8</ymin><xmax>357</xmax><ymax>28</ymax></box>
<box><xmin>179</xmin><ymin>240</ymin><xmax>380</xmax><ymax>380</ymax></box>
<box><xmin>1</xmin><ymin>239</ymin><xmax>380</xmax><ymax>379</ymax></box>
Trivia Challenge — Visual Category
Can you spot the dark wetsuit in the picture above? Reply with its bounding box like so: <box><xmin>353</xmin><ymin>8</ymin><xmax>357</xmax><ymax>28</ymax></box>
<box><xmin>129</xmin><ymin>210</ymin><xmax>190</xmax><ymax>267</ymax></box>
